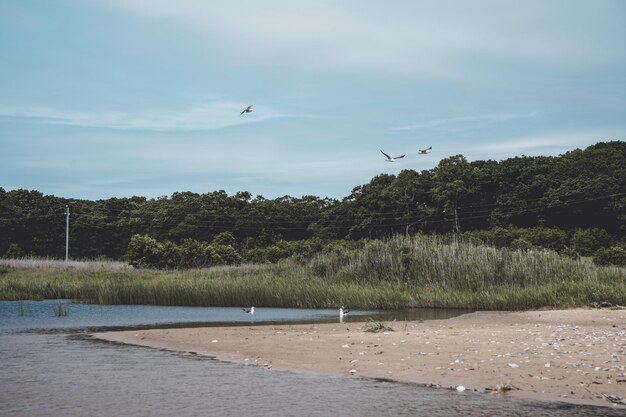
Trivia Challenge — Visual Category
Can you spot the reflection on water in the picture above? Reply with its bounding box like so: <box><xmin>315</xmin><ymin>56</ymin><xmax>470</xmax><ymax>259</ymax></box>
<box><xmin>0</xmin><ymin>300</ymin><xmax>376</xmax><ymax>332</ymax></box>
<box><xmin>0</xmin><ymin>300</ymin><xmax>472</xmax><ymax>333</ymax></box>
<box><xmin>0</xmin><ymin>301</ymin><xmax>619</xmax><ymax>416</ymax></box>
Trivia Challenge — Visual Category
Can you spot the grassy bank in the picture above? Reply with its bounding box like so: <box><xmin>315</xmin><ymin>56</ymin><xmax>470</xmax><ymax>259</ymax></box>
<box><xmin>1</xmin><ymin>235</ymin><xmax>624</xmax><ymax>310</ymax></box>
<box><xmin>0</xmin><ymin>264</ymin><xmax>411</xmax><ymax>310</ymax></box>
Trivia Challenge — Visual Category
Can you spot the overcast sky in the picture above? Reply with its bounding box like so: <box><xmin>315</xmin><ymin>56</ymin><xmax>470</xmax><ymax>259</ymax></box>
<box><xmin>1</xmin><ymin>0</ymin><xmax>624</xmax><ymax>200</ymax></box>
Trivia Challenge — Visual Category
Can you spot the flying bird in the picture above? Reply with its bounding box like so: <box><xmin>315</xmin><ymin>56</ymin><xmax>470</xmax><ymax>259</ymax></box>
<box><xmin>240</xmin><ymin>105</ymin><xmax>253</xmax><ymax>115</ymax></box>
<box><xmin>243</xmin><ymin>306</ymin><xmax>255</xmax><ymax>314</ymax></box>
<box><xmin>418</xmin><ymin>147</ymin><xmax>432</xmax><ymax>155</ymax></box>
<box><xmin>380</xmin><ymin>150</ymin><xmax>406</xmax><ymax>162</ymax></box>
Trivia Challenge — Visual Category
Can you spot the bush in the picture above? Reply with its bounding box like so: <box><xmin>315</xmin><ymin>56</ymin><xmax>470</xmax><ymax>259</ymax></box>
<box><xmin>126</xmin><ymin>234</ymin><xmax>181</xmax><ymax>269</ymax></box>
<box><xmin>179</xmin><ymin>239</ymin><xmax>218</xmax><ymax>268</ymax></box>
<box><xmin>593</xmin><ymin>246</ymin><xmax>626</xmax><ymax>267</ymax></box>
<box><xmin>126</xmin><ymin>234</ymin><xmax>242</xmax><ymax>269</ymax></box>
<box><xmin>126</xmin><ymin>235</ymin><xmax>165</xmax><ymax>268</ymax></box>
<box><xmin>3</xmin><ymin>243</ymin><xmax>24</xmax><ymax>259</ymax></box>
<box><xmin>518</xmin><ymin>227</ymin><xmax>568</xmax><ymax>252</ymax></box>
<box><xmin>462</xmin><ymin>227</ymin><xmax>515</xmax><ymax>248</ymax></box>
<box><xmin>212</xmin><ymin>231</ymin><xmax>236</xmax><ymax>247</ymax></box>
<box><xmin>462</xmin><ymin>227</ymin><xmax>569</xmax><ymax>252</ymax></box>
<box><xmin>211</xmin><ymin>243</ymin><xmax>241</xmax><ymax>265</ymax></box>
<box><xmin>560</xmin><ymin>246</ymin><xmax>580</xmax><ymax>260</ymax></box>
<box><xmin>570</xmin><ymin>228</ymin><xmax>612</xmax><ymax>257</ymax></box>
<box><xmin>510</xmin><ymin>238</ymin><xmax>535</xmax><ymax>252</ymax></box>
<box><xmin>241</xmin><ymin>239</ymin><xmax>327</xmax><ymax>264</ymax></box>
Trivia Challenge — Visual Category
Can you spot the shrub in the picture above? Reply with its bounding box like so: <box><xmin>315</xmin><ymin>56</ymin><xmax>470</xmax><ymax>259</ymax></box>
<box><xmin>126</xmin><ymin>235</ymin><xmax>165</xmax><ymax>268</ymax></box>
<box><xmin>593</xmin><ymin>246</ymin><xmax>626</xmax><ymax>267</ymax></box>
<box><xmin>561</xmin><ymin>246</ymin><xmax>580</xmax><ymax>260</ymax></box>
<box><xmin>211</xmin><ymin>243</ymin><xmax>241</xmax><ymax>265</ymax></box>
<box><xmin>212</xmin><ymin>231</ymin><xmax>236</xmax><ymax>247</ymax></box>
<box><xmin>570</xmin><ymin>228</ymin><xmax>612</xmax><ymax>257</ymax></box>
<box><xmin>510</xmin><ymin>238</ymin><xmax>535</xmax><ymax>252</ymax></box>
<box><xmin>241</xmin><ymin>239</ymin><xmax>327</xmax><ymax>264</ymax></box>
<box><xmin>462</xmin><ymin>227</ymin><xmax>515</xmax><ymax>248</ymax></box>
<box><xmin>127</xmin><ymin>235</ymin><xmax>243</xmax><ymax>269</ymax></box>
<box><xmin>179</xmin><ymin>239</ymin><xmax>217</xmax><ymax>268</ymax></box>
<box><xmin>518</xmin><ymin>227</ymin><xmax>568</xmax><ymax>252</ymax></box>
<box><xmin>3</xmin><ymin>243</ymin><xmax>24</xmax><ymax>259</ymax></box>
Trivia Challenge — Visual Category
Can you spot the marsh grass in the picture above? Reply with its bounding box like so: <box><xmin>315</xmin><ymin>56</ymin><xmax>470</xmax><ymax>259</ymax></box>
<box><xmin>0</xmin><ymin>258</ymin><xmax>129</xmax><ymax>270</ymax></box>
<box><xmin>1</xmin><ymin>235</ymin><xmax>624</xmax><ymax>310</ymax></box>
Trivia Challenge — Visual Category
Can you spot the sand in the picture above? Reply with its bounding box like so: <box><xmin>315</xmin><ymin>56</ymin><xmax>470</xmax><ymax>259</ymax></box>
<box><xmin>93</xmin><ymin>308</ymin><xmax>626</xmax><ymax>409</ymax></box>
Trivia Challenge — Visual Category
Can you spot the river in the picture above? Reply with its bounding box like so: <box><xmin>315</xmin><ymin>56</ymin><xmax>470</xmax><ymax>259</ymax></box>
<box><xmin>0</xmin><ymin>301</ymin><xmax>620</xmax><ymax>416</ymax></box>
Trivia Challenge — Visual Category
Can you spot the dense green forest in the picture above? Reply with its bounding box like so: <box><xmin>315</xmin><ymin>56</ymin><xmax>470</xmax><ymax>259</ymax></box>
<box><xmin>1</xmin><ymin>141</ymin><xmax>625</xmax><ymax>267</ymax></box>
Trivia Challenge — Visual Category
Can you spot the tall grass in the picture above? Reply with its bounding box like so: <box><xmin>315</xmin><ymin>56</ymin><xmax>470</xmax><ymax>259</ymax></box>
<box><xmin>306</xmin><ymin>235</ymin><xmax>625</xmax><ymax>309</ymax></box>
<box><xmin>310</xmin><ymin>235</ymin><xmax>621</xmax><ymax>289</ymax></box>
<box><xmin>0</xmin><ymin>265</ymin><xmax>409</xmax><ymax>309</ymax></box>
<box><xmin>0</xmin><ymin>258</ymin><xmax>130</xmax><ymax>270</ymax></box>
<box><xmin>1</xmin><ymin>235</ymin><xmax>624</xmax><ymax>310</ymax></box>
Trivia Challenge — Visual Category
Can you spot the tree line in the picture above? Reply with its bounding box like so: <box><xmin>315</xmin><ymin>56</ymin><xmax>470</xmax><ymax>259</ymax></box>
<box><xmin>1</xmin><ymin>141</ymin><xmax>624</xmax><ymax>267</ymax></box>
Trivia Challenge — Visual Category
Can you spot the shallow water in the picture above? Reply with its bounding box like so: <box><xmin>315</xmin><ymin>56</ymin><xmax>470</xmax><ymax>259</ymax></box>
<box><xmin>0</xmin><ymin>300</ymin><xmax>471</xmax><ymax>333</ymax></box>
<box><xmin>0</xmin><ymin>300</ymin><xmax>376</xmax><ymax>332</ymax></box>
<box><xmin>0</xmin><ymin>301</ymin><xmax>620</xmax><ymax>416</ymax></box>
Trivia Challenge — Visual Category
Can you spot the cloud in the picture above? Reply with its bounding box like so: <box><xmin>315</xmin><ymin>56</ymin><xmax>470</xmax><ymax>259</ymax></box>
<box><xmin>0</xmin><ymin>103</ymin><xmax>284</xmax><ymax>131</ymax></box>
<box><xmin>97</xmin><ymin>0</ymin><xmax>625</xmax><ymax>78</ymax></box>
<box><xmin>392</xmin><ymin>112</ymin><xmax>542</xmax><ymax>132</ymax></box>
<box><xmin>468</xmin><ymin>128</ymin><xmax>625</xmax><ymax>158</ymax></box>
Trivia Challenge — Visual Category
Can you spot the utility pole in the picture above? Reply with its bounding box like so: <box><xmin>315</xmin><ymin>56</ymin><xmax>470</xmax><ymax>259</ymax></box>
<box><xmin>65</xmin><ymin>205</ymin><xmax>69</xmax><ymax>262</ymax></box>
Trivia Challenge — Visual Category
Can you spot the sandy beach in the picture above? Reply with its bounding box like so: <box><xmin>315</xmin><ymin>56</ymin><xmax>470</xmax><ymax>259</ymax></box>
<box><xmin>94</xmin><ymin>308</ymin><xmax>626</xmax><ymax>409</ymax></box>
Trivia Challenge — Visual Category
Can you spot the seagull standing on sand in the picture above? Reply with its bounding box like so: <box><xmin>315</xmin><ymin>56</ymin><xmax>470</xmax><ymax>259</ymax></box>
<box><xmin>243</xmin><ymin>306</ymin><xmax>255</xmax><ymax>314</ymax></box>
<box><xmin>418</xmin><ymin>147</ymin><xmax>432</xmax><ymax>155</ymax></box>
<box><xmin>380</xmin><ymin>150</ymin><xmax>406</xmax><ymax>162</ymax></box>
<box><xmin>240</xmin><ymin>105</ymin><xmax>253</xmax><ymax>115</ymax></box>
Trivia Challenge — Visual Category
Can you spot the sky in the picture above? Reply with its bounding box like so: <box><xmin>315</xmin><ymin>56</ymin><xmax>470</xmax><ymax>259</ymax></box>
<box><xmin>1</xmin><ymin>0</ymin><xmax>624</xmax><ymax>201</ymax></box>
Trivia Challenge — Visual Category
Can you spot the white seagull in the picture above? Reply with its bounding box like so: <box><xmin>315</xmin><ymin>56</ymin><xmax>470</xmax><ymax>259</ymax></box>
<box><xmin>418</xmin><ymin>147</ymin><xmax>432</xmax><ymax>155</ymax></box>
<box><xmin>243</xmin><ymin>306</ymin><xmax>255</xmax><ymax>314</ymax></box>
<box><xmin>240</xmin><ymin>105</ymin><xmax>253</xmax><ymax>115</ymax></box>
<box><xmin>380</xmin><ymin>150</ymin><xmax>406</xmax><ymax>162</ymax></box>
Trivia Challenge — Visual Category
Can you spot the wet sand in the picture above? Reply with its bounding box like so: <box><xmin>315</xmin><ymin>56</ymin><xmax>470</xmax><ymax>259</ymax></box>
<box><xmin>94</xmin><ymin>308</ymin><xmax>626</xmax><ymax>409</ymax></box>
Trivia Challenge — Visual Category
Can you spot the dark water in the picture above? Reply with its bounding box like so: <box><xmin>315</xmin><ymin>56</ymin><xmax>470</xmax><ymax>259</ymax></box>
<box><xmin>0</xmin><ymin>301</ymin><xmax>621</xmax><ymax>417</ymax></box>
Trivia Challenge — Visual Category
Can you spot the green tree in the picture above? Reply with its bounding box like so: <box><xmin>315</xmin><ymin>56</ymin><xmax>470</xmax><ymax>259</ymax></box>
<box><xmin>431</xmin><ymin>155</ymin><xmax>474</xmax><ymax>233</ymax></box>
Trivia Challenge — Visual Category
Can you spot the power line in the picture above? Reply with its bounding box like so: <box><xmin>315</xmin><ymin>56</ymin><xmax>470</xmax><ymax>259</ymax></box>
<box><xmin>0</xmin><ymin>191</ymin><xmax>623</xmax><ymax>232</ymax></box>
<box><xmin>2</xmin><ymin>190</ymin><xmax>622</xmax><ymax>224</ymax></box>
<box><xmin>70</xmin><ymin>192</ymin><xmax>626</xmax><ymax>232</ymax></box>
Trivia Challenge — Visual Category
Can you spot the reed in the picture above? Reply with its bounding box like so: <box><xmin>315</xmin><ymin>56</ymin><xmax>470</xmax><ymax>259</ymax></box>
<box><xmin>0</xmin><ymin>258</ymin><xmax>130</xmax><ymax>270</ymax></box>
<box><xmin>311</xmin><ymin>235</ymin><xmax>622</xmax><ymax>289</ymax></box>
<box><xmin>0</xmin><ymin>235</ymin><xmax>624</xmax><ymax>310</ymax></box>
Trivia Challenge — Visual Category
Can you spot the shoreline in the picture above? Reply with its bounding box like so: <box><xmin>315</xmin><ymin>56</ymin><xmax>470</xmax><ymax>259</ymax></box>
<box><xmin>93</xmin><ymin>308</ymin><xmax>626</xmax><ymax>409</ymax></box>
